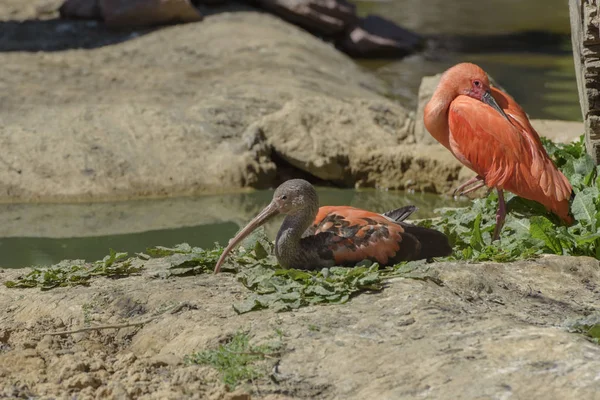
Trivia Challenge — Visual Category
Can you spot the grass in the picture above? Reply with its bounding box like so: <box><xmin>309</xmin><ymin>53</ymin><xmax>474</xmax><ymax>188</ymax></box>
<box><xmin>185</xmin><ymin>331</ymin><xmax>285</xmax><ymax>389</ymax></box>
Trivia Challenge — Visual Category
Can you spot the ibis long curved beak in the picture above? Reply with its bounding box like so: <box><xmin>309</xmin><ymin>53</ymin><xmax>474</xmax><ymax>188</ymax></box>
<box><xmin>213</xmin><ymin>201</ymin><xmax>280</xmax><ymax>274</ymax></box>
<box><xmin>482</xmin><ymin>90</ymin><xmax>511</xmax><ymax>122</ymax></box>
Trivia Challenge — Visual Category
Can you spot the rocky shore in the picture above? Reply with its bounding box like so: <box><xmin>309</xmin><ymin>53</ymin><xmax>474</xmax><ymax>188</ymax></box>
<box><xmin>1</xmin><ymin>254</ymin><xmax>599</xmax><ymax>399</ymax></box>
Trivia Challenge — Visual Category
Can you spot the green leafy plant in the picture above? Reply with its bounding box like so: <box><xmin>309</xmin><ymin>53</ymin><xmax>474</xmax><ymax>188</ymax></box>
<box><xmin>144</xmin><ymin>228</ymin><xmax>276</xmax><ymax>277</ymax></box>
<box><xmin>233</xmin><ymin>263</ymin><xmax>384</xmax><ymax>314</ymax></box>
<box><xmin>4</xmin><ymin>249</ymin><xmax>142</xmax><ymax>290</ymax></box>
<box><xmin>143</xmin><ymin>237</ymin><xmax>437</xmax><ymax>314</ymax></box>
<box><xmin>420</xmin><ymin>135</ymin><xmax>600</xmax><ymax>262</ymax></box>
<box><xmin>145</xmin><ymin>243</ymin><xmax>227</xmax><ymax>276</ymax></box>
<box><xmin>565</xmin><ymin>313</ymin><xmax>600</xmax><ymax>343</ymax></box>
<box><xmin>185</xmin><ymin>331</ymin><xmax>285</xmax><ymax>388</ymax></box>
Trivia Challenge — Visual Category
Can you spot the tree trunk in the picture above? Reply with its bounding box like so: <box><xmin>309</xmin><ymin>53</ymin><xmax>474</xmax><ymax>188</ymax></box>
<box><xmin>569</xmin><ymin>0</ymin><xmax>600</xmax><ymax>163</ymax></box>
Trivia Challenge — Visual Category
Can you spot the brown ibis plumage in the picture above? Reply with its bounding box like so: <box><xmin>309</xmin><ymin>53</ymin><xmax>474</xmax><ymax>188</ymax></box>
<box><xmin>213</xmin><ymin>179</ymin><xmax>452</xmax><ymax>273</ymax></box>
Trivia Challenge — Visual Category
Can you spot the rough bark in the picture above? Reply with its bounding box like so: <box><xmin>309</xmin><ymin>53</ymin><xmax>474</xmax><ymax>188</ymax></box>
<box><xmin>569</xmin><ymin>0</ymin><xmax>600</xmax><ymax>163</ymax></box>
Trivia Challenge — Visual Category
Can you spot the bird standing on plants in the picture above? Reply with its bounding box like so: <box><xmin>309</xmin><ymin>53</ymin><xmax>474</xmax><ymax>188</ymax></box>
<box><xmin>213</xmin><ymin>179</ymin><xmax>452</xmax><ymax>274</ymax></box>
<box><xmin>423</xmin><ymin>62</ymin><xmax>573</xmax><ymax>240</ymax></box>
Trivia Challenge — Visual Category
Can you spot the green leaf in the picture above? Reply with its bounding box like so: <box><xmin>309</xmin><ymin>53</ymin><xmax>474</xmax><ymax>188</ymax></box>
<box><xmin>5</xmin><ymin>252</ymin><xmax>142</xmax><ymax>290</ymax></box>
<box><xmin>146</xmin><ymin>243</ymin><xmax>194</xmax><ymax>257</ymax></box>
<box><xmin>575</xmin><ymin>232</ymin><xmax>600</xmax><ymax>245</ymax></box>
<box><xmin>185</xmin><ymin>331</ymin><xmax>285</xmax><ymax>388</ymax></box>
<box><xmin>102</xmin><ymin>249</ymin><xmax>128</xmax><ymax>268</ymax></box>
<box><xmin>469</xmin><ymin>213</ymin><xmax>485</xmax><ymax>251</ymax></box>
<box><xmin>530</xmin><ymin>216</ymin><xmax>563</xmax><ymax>254</ymax></box>
<box><xmin>572</xmin><ymin>187</ymin><xmax>599</xmax><ymax>228</ymax></box>
<box><xmin>233</xmin><ymin>298</ymin><xmax>266</xmax><ymax>314</ymax></box>
<box><xmin>274</xmin><ymin>269</ymin><xmax>312</xmax><ymax>281</ymax></box>
<box><xmin>254</xmin><ymin>241</ymin><xmax>269</xmax><ymax>260</ymax></box>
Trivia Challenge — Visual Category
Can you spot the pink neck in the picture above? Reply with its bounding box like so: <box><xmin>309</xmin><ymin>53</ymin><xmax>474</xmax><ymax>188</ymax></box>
<box><xmin>424</xmin><ymin>85</ymin><xmax>455</xmax><ymax>151</ymax></box>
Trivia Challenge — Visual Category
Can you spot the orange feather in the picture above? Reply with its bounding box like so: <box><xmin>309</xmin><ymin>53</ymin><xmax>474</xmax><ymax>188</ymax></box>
<box><xmin>425</xmin><ymin>63</ymin><xmax>573</xmax><ymax>225</ymax></box>
<box><xmin>311</xmin><ymin>206</ymin><xmax>405</xmax><ymax>266</ymax></box>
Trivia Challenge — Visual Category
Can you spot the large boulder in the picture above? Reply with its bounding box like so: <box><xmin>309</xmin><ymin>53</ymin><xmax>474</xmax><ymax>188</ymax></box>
<box><xmin>0</xmin><ymin>11</ymin><xmax>465</xmax><ymax>202</ymax></box>
<box><xmin>99</xmin><ymin>0</ymin><xmax>203</xmax><ymax>27</ymax></box>
<box><xmin>337</xmin><ymin>15</ymin><xmax>423</xmax><ymax>58</ymax></box>
<box><xmin>59</xmin><ymin>0</ymin><xmax>102</xmax><ymax>19</ymax></box>
<box><xmin>256</xmin><ymin>0</ymin><xmax>358</xmax><ymax>36</ymax></box>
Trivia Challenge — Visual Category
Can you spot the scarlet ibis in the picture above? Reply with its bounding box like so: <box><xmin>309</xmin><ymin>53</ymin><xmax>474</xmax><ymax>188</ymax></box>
<box><xmin>213</xmin><ymin>179</ymin><xmax>452</xmax><ymax>273</ymax></box>
<box><xmin>424</xmin><ymin>63</ymin><xmax>573</xmax><ymax>240</ymax></box>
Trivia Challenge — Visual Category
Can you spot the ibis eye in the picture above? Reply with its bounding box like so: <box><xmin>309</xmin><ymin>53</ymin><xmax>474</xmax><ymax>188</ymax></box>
<box><xmin>474</xmin><ymin>80</ymin><xmax>481</xmax><ymax>87</ymax></box>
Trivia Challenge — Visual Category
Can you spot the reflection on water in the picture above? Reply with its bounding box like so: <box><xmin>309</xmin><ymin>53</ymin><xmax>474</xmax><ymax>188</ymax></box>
<box><xmin>0</xmin><ymin>188</ymin><xmax>469</xmax><ymax>268</ymax></box>
<box><xmin>354</xmin><ymin>0</ymin><xmax>570</xmax><ymax>35</ymax></box>
<box><xmin>355</xmin><ymin>0</ymin><xmax>580</xmax><ymax>122</ymax></box>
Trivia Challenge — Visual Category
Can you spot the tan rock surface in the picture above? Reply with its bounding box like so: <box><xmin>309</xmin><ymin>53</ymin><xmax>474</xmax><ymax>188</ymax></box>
<box><xmin>1</xmin><ymin>255</ymin><xmax>599</xmax><ymax>398</ymax></box>
<box><xmin>0</xmin><ymin>11</ymin><xmax>464</xmax><ymax>202</ymax></box>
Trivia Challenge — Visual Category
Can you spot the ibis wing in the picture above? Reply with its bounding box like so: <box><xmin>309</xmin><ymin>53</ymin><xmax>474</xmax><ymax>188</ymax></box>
<box><xmin>307</xmin><ymin>207</ymin><xmax>418</xmax><ymax>266</ymax></box>
<box><xmin>448</xmin><ymin>95</ymin><xmax>527</xmax><ymax>190</ymax></box>
<box><xmin>491</xmin><ymin>87</ymin><xmax>545</xmax><ymax>150</ymax></box>
<box><xmin>490</xmin><ymin>87</ymin><xmax>572</xmax><ymax>204</ymax></box>
<box><xmin>449</xmin><ymin>94</ymin><xmax>572</xmax><ymax>222</ymax></box>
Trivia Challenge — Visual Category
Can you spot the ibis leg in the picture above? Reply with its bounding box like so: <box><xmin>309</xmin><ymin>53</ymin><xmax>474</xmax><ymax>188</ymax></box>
<box><xmin>458</xmin><ymin>181</ymin><xmax>486</xmax><ymax>196</ymax></box>
<box><xmin>492</xmin><ymin>189</ymin><xmax>506</xmax><ymax>241</ymax></box>
<box><xmin>453</xmin><ymin>175</ymin><xmax>484</xmax><ymax>197</ymax></box>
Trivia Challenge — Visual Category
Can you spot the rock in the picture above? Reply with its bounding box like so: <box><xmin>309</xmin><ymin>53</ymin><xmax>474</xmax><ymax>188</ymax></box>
<box><xmin>0</xmin><ymin>11</ymin><xmax>461</xmax><ymax>202</ymax></box>
<box><xmin>195</xmin><ymin>0</ymin><xmax>227</xmax><ymax>5</ymax></box>
<box><xmin>64</xmin><ymin>373</ymin><xmax>102</xmax><ymax>390</ymax></box>
<box><xmin>224</xmin><ymin>391</ymin><xmax>252</xmax><ymax>400</ymax></box>
<box><xmin>256</xmin><ymin>97</ymin><xmax>463</xmax><ymax>192</ymax></box>
<box><xmin>256</xmin><ymin>0</ymin><xmax>357</xmax><ymax>36</ymax></box>
<box><xmin>569</xmin><ymin>0</ymin><xmax>600</xmax><ymax>163</ymax></box>
<box><xmin>1</xmin><ymin>255</ymin><xmax>600</xmax><ymax>398</ymax></box>
<box><xmin>337</xmin><ymin>15</ymin><xmax>423</xmax><ymax>58</ymax></box>
<box><xmin>529</xmin><ymin>119</ymin><xmax>585</xmax><ymax>144</ymax></box>
<box><xmin>414</xmin><ymin>72</ymin><xmax>584</xmax><ymax>146</ymax></box>
<box><xmin>59</xmin><ymin>0</ymin><xmax>102</xmax><ymax>19</ymax></box>
<box><xmin>0</xmin><ymin>0</ymin><xmax>63</xmax><ymax>20</ymax></box>
<box><xmin>95</xmin><ymin>382</ymin><xmax>131</xmax><ymax>399</ymax></box>
<box><xmin>99</xmin><ymin>0</ymin><xmax>202</xmax><ymax>27</ymax></box>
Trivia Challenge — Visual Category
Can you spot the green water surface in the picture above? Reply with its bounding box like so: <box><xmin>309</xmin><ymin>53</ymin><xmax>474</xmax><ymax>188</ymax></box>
<box><xmin>0</xmin><ymin>188</ymin><xmax>468</xmax><ymax>268</ymax></box>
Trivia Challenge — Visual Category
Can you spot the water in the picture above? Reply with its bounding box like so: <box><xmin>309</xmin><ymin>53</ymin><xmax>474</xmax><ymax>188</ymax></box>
<box><xmin>0</xmin><ymin>188</ymin><xmax>468</xmax><ymax>268</ymax></box>
<box><xmin>354</xmin><ymin>0</ymin><xmax>570</xmax><ymax>35</ymax></box>
<box><xmin>355</xmin><ymin>0</ymin><xmax>581</xmax><ymax>121</ymax></box>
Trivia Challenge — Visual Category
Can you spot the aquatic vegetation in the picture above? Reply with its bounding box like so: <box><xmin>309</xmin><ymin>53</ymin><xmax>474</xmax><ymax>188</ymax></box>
<box><xmin>419</xmin><ymin>135</ymin><xmax>600</xmax><ymax>262</ymax></box>
<box><xmin>4</xmin><ymin>250</ymin><xmax>142</xmax><ymax>290</ymax></box>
